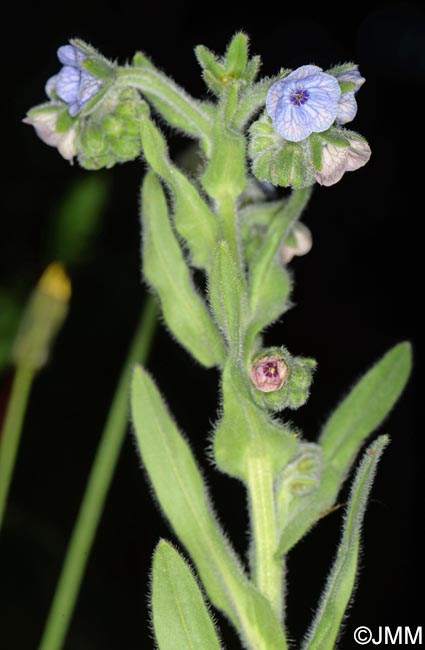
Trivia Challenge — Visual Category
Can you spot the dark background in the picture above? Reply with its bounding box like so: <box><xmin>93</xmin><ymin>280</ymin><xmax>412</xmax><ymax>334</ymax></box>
<box><xmin>1</xmin><ymin>2</ymin><xmax>423</xmax><ymax>648</ymax></box>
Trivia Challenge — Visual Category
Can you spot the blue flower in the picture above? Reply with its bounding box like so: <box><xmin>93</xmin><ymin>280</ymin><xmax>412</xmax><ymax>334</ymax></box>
<box><xmin>334</xmin><ymin>69</ymin><xmax>365</xmax><ymax>125</ymax></box>
<box><xmin>266</xmin><ymin>65</ymin><xmax>341</xmax><ymax>142</ymax></box>
<box><xmin>46</xmin><ymin>45</ymin><xmax>103</xmax><ymax>117</ymax></box>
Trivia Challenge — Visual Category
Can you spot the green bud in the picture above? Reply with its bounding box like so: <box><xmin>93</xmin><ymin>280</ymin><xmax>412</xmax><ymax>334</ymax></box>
<box><xmin>275</xmin><ymin>443</ymin><xmax>322</xmax><ymax>529</ymax></box>
<box><xmin>78</xmin><ymin>152</ymin><xmax>115</xmax><ymax>171</ymax></box>
<box><xmin>102</xmin><ymin>114</ymin><xmax>126</xmax><ymax>138</ymax></box>
<box><xmin>224</xmin><ymin>32</ymin><xmax>248</xmax><ymax>79</ymax></box>
<box><xmin>79</xmin><ymin>121</ymin><xmax>107</xmax><ymax>157</ymax></box>
<box><xmin>109</xmin><ymin>136</ymin><xmax>141</xmax><ymax>161</ymax></box>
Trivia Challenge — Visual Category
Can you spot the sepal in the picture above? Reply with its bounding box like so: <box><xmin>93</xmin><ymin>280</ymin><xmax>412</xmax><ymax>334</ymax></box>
<box><xmin>249</xmin><ymin>111</ymin><xmax>316</xmax><ymax>188</ymax></box>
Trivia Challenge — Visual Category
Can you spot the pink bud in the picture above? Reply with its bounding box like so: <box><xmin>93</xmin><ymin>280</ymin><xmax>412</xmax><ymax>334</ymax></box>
<box><xmin>250</xmin><ymin>355</ymin><xmax>288</xmax><ymax>392</ymax></box>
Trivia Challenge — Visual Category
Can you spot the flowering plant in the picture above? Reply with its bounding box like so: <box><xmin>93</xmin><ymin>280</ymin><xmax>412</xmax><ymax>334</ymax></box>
<box><xmin>2</xmin><ymin>33</ymin><xmax>411</xmax><ymax>649</ymax></box>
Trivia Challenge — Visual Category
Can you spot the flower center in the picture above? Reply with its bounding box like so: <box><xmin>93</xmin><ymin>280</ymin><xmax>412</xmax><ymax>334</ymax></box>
<box><xmin>262</xmin><ymin>361</ymin><xmax>279</xmax><ymax>378</ymax></box>
<box><xmin>290</xmin><ymin>87</ymin><xmax>310</xmax><ymax>107</ymax></box>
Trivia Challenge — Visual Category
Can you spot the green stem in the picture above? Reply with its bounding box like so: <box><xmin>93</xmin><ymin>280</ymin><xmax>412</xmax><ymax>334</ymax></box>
<box><xmin>38</xmin><ymin>295</ymin><xmax>158</xmax><ymax>650</ymax></box>
<box><xmin>116</xmin><ymin>68</ymin><xmax>213</xmax><ymax>149</ymax></box>
<box><xmin>0</xmin><ymin>364</ymin><xmax>35</xmax><ymax>532</ymax></box>
<box><xmin>247</xmin><ymin>451</ymin><xmax>283</xmax><ymax>620</ymax></box>
<box><xmin>217</xmin><ymin>194</ymin><xmax>241</xmax><ymax>269</ymax></box>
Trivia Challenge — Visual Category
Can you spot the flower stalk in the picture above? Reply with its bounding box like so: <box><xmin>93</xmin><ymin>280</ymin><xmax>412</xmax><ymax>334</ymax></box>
<box><xmin>38</xmin><ymin>295</ymin><xmax>158</xmax><ymax>650</ymax></box>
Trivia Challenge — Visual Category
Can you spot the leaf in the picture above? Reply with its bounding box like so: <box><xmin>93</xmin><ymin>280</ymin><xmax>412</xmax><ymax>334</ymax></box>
<box><xmin>201</xmin><ymin>88</ymin><xmax>247</xmax><ymax>200</ymax></box>
<box><xmin>276</xmin><ymin>343</ymin><xmax>411</xmax><ymax>556</ymax></box>
<box><xmin>320</xmin><ymin>342</ymin><xmax>412</xmax><ymax>473</ymax></box>
<box><xmin>247</xmin><ymin>189</ymin><xmax>311</xmax><ymax>344</ymax></box>
<box><xmin>132</xmin><ymin>367</ymin><xmax>288</xmax><ymax>650</ymax></box>
<box><xmin>213</xmin><ymin>361</ymin><xmax>297</xmax><ymax>481</ymax></box>
<box><xmin>118</xmin><ymin>66</ymin><xmax>213</xmax><ymax>148</ymax></box>
<box><xmin>302</xmin><ymin>436</ymin><xmax>389</xmax><ymax>650</ymax></box>
<box><xmin>141</xmin><ymin>172</ymin><xmax>225</xmax><ymax>368</ymax></box>
<box><xmin>151</xmin><ymin>541</ymin><xmax>222</xmax><ymax>650</ymax></box>
<box><xmin>140</xmin><ymin>118</ymin><xmax>219</xmax><ymax>269</ymax></box>
<box><xmin>209</xmin><ymin>242</ymin><xmax>246</xmax><ymax>353</ymax></box>
<box><xmin>225</xmin><ymin>32</ymin><xmax>249</xmax><ymax>78</ymax></box>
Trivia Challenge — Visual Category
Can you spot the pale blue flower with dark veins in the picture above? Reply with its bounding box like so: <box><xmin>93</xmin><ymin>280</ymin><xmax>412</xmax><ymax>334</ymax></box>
<box><xmin>267</xmin><ymin>65</ymin><xmax>341</xmax><ymax>142</ymax></box>
<box><xmin>46</xmin><ymin>45</ymin><xmax>103</xmax><ymax>117</ymax></box>
<box><xmin>334</xmin><ymin>69</ymin><xmax>365</xmax><ymax>125</ymax></box>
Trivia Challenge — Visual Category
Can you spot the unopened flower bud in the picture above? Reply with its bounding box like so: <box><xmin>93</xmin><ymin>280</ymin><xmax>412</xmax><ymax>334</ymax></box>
<box><xmin>12</xmin><ymin>264</ymin><xmax>71</xmax><ymax>371</ymax></box>
<box><xmin>23</xmin><ymin>107</ymin><xmax>77</xmax><ymax>162</ymax></box>
<box><xmin>250</xmin><ymin>346</ymin><xmax>316</xmax><ymax>412</ymax></box>
<box><xmin>250</xmin><ymin>354</ymin><xmax>288</xmax><ymax>392</ymax></box>
<box><xmin>281</xmin><ymin>223</ymin><xmax>312</xmax><ymax>264</ymax></box>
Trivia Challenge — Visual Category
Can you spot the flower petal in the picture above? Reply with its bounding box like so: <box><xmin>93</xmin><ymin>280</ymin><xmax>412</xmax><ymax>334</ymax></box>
<box><xmin>274</xmin><ymin>104</ymin><xmax>314</xmax><ymax>142</ymax></box>
<box><xmin>345</xmin><ymin>138</ymin><xmax>371</xmax><ymax>171</ymax></box>
<box><xmin>45</xmin><ymin>75</ymin><xmax>58</xmax><ymax>99</ymax></box>
<box><xmin>337</xmin><ymin>69</ymin><xmax>365</xmax><ymax>92</ymax></box>
<box><xmin>56</xmin><ymin>126</ymin><xmax>77</xmax><ymax>161</ymax></box>
<box><xmin>56</xmin><ymin>66</ymin><xmax>81</xmax><ymax>104</ymax></box>
<box><xmin>284</xmin><ymin>64</ymin><xmax>323</xmax><ymax>83</ymax></box>
<box><xmin>315</xmin><ymin>143</ymin><xmax>348</xmax><ymax>186</ymax></box>
<box><xmin>57</xmin><ymin>45</ymin><xmax>86</xmax><ymax>67</ymax></box>
<box><xmin>336</xmin><ymin>92</ymin><xmax>358</xmax><ymax>124</ymax></box>
<box><xmin>77</xmin><ymin>70</ymin><xmax>103</xmax><ymax>108</ymax></box>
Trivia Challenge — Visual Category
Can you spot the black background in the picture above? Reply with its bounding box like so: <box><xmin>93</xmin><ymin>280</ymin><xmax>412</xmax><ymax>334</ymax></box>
<box><xmin>1</xmin><ymin>2</ymin><xmax>423</xmax><ymax>648</ymax></box>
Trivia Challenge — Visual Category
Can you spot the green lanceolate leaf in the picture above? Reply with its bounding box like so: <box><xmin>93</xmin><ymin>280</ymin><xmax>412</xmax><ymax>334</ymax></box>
<box><xmin>132</xmin><ymin>367</ymin><xmax>289</xmax><ymax>650</ymax></box>
<box><xmin>224</xmin><ymin>32</ymin><xmax>248</xmax><ymax>79</ymax></box>
<box><xmin>214</xmin><ymin>361</ymin><xmax>298</xmax><ymax>481</ymax></box>
<box><xmin>201</xmin><ymin>88</ymin><xmax>247</xmax><ymax>200</ymax></box>
<box><xmin>320</xmin><ymin>342</ymin><xmax>412</xmax><ymax>473</ymax></box>
<box><xmin>276</xmin><ymin>343</ymin><xmax>411</xmax><ymax>556</ymax></box>
<box><xmin>151</xmin><ymin>541</ymin><xmax>222</xmax><ymax>650</ymax></box>
<box><xmin>247</xmin><ymin>189</ymin><xmax>311</xmax><ymax>347</ymax></box>
<box><xmin>233</xmin><ymin>76</ymin><xmax>283</xmax><ymax>131</ymax></box>
<box><xmin>141</xmin><ymin>172</ymin><xmax>225</xmax><ymax>368</ymax></box>
<box><xmin>140</xmin><ymin>118</ymin><xmax>219</xmax><ymax>269</ymax></box>
<box><xmin>302</xmin><ymin>436</ymin><xmax>389</xmax><ymax>650</ymax></box>
<box><xmin>209</xmin><ymin>242</ymin><xmax>247</xmax><ymax>354</ymax></box>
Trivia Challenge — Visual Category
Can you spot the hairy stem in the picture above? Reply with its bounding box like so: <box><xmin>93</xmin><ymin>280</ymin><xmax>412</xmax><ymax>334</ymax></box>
<box><xmin>247</xmin><ymin>451</ymin><xmax>283</xmax><ymax>619</ymax></box>
<box><xmin>217</xmin><ymin>194</ymin><xmax>242</xmax><ymax>270</ymax></box>
<box><xmin>38</xmin><ymin>296</ymin><xmax>158</xmax><ymax>650</ymax></box>
<box><xmin>0</xmin><ymin>364</ymin><xmax>35</xmax><ymax>532</ymax></box>
<box><xmin>116</xmin><ymin>68</ymin><xmax>213</xmax><ymax>150</ymax></box>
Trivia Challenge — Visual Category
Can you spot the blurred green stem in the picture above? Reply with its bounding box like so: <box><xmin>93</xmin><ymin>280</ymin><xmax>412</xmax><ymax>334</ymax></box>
<box><xmin>0</xmin><ymin>364</ymin><xmax>35</xmax><ymax>532</ymax></box>
<box><xmin>38</xmin><ymin>295</ymin><xmax>158</xmax><ymax>650</ymax></box>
